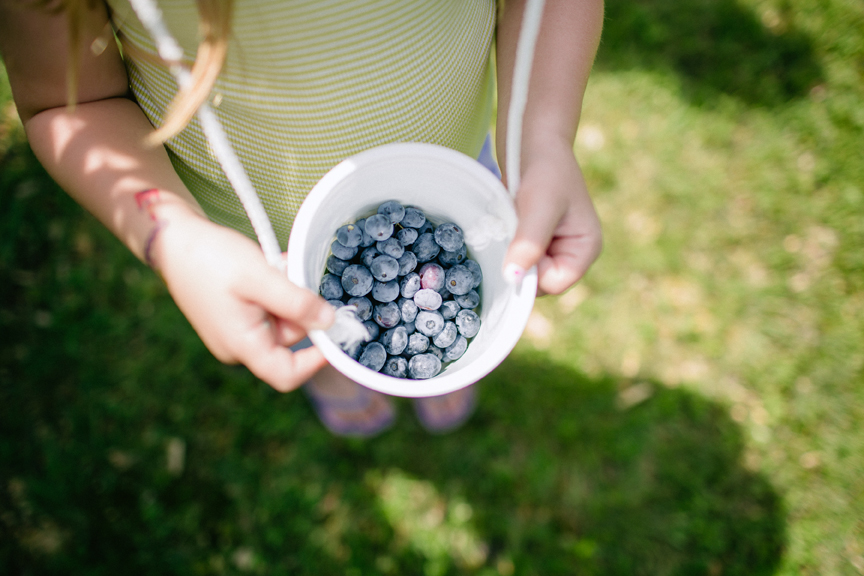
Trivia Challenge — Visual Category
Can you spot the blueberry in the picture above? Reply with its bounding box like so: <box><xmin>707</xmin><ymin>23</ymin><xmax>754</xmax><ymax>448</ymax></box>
<box><xmin>327</xmin><ymin>299</ymin><xmax>344</xmax><ymax>309</ymax></box>
<box><xmin>320</xmin><ymin>273</ymin><xmax>344</xmax><ymax>300</ymax></box>
<box><xmin>373</xmin><ymin>302</ymin><xmax>401</xmax><ymax>328</ymax></box>
<box><xmin>440</xmin><ymin>300</ymin><xmax>461</xmax><ymax>320</ymax></box>
<box><xmin>397</xmin><ymin>251</ymin><xmax>418</xmax><ymax>276</ymax></box>
<box><xmin>326</xmin><ymin>255</ymin><xmax>350</xmax><ymax>276</ymax></box>
<box><xmin>365</xmin><ymin>214</ymin><xmax>394</xmax><ymax>241</ymax></box>
<box><xmin>408</xmin><ymin>354</ymin><xmax>442</xmax><ymax>379</ymax></box>
<box><xmin>378</xmin><ymin>200</ymin><xmax>405</xmax><ymax>224</ymax></box>
<box><xmin>398</xmin><ymin>297</ymin><xmax>419</xmax><ymax>323</ymax></box>
<box><xmin>362</xmin><ymin>320</ymin><xmax>380</xmax><ymax>342</ymax></box>
<box><xmin>412</xmin><ymin>233</ymin><xmax>440</xmax><ymax>263</ymax></box>
<box><xmin>437</xmin><ymin>282</ymin><xmax>453</xmax><ymax>300</ymax></box>
<box><xmin>359</xmin><ymin>342</ymin><xmax>387</xmax><ymax>372</ymax></box>
<box><xmin>381</xmin><ymin>325</ymin><xmax>408</xmax><ymax>355</ymax></box>
<box><xmin>376</xmin><ymin>237</ymin><xmax>404</xmax><ymax>259</ymax></box>
<box><xmin>445</xmin><ymin>265</ymin><xmax>473</xmax><ymax>296</ymax></box>
<box><xmin>369</xmin><ymin>255</ymin><xmax>399</xmax><ymax>282</ymax></box>
<box><xmin>371</xmin><ymin>280</ymin><xmax>400</xmax><ymax>302</ymax></box>
<box><xmin>432</xmin><ymin>321</ymin><xmax>458</xmax><ymax>348</ymax></box>
<box><xmin>361</xmin><ymin>246</ymin><xmax>380</xmax><ymax>268</ymax></box>
<box><xmin>413</xmin><ymin>288</ymin><xmax>442</xmax><ymax>311</ymax></box>
<box><xmin>347</xmin><ymin>296</ymin><xmax>373</xmax><ymax>321</ymax></box>
<box><xmin>443</xmin><ymin>336</ymin><xmax>468</xmax><ymax>362</ymax></box>
<box><xmin>434</xmin><ymin>222</ymin><xmax>464</xmax><ymax>252</ymax></box>
<box><xmin>397</xmin><ymin>227</ymin><xmax>418</xmax><ymax>246</ymax></box>
<box><xmin>331</xmin><ymin>239</ymin><xmax>358</xmax><ymax>260</ymax></box>
<box><xmin>382</xmin><ymin>356</ymin><xmax>408</xmax><ymax>378</ymax></box>
<box><xmin>341</xmin><ymin>265</ymin><xmax>373</xmax><ymax>297</ymax></box>
<box><xmin>415</xmin><ymin>310</ymin><xmax>445</xmax><ymax>337</ymax></box>
<box><xmin>463</xmin><ymin>259</ymin><xmax>483</xmax><ymax>289</ymax></box>
<box><xmin>426</xmin><ymin>345</ymin><xmax>444</xmax><ymax>360</ymax></box>
<box><xmin>400</xmin><ymin>273</ymin><xmax>421</xmax><ymax>299</ymax></box>
<box><xmin>402</xmin><ymin>320</ymin><xmax>416</xmax><ymax>335</ymax></box>
<box><xmin>418</xmin><ymin>262</ymin><xmax>445</xmax><ymax>291</ymax></box>
<box><xmin>336</xmin><ymin>223</ymin><xmax>362</xmax><ymax>248</ymax></box>
<box><xmin>404</xmin><ymin>333</ymin><xmax>429</xmax><ymax>356</ymax></box>
<box><xmin>455</xmin><ymin>290</ymin><xmax>480</xmax><ymax>309</ymax></box>
<box><xmin>355</xmin><ymin>218</ymin><xmax>376</xmax><ymax>247</ymax></box>
<box><xmin>438</xmin><ymin>243</ymin><xmax>467</xmax><ymax>266</ymax></box>
<box><xmin>417</xmin><ymin>220</ymin><xmax>434</xmax><ymax>235</ymax></box>
<box><xmin>401</xmin><ymin>206</ymin><xmax>426</xmax><ymax>228</ymax></box>
<box><xmin>455</xmin><ymin>309</ymin><xmax>481</xmax><ymax>338</ymax></box>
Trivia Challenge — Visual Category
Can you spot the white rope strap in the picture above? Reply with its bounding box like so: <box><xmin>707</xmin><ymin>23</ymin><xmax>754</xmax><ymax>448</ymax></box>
<box><xmin>127</xmin><ymin>0</ymin><xmax>546</xmax><ymax>266</ymax></box>
<box><xmin>127</xmin><ymin>0</ymin><xmax>284</xmax><ymax>269</ymax></box>
<box><xmin>505</xmin><ymin>0</ymin><xmax>546</xmax><ymax>197</ymax></box>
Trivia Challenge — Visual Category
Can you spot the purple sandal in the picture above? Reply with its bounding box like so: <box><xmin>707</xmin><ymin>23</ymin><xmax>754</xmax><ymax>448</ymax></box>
<box><xmin>304</xmin><ymin>380</ymin><xmax>396</xmax><ymax>438</ymax></box>
<box><xmin>413</xmin><ymin>385</ymin><xmax>477</xmax><ymax>434</ymax></box>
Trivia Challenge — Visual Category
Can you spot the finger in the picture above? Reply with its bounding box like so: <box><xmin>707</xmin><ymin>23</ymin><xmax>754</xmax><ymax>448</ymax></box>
<box><xmin>536</xmin><ymin>233</ymin><xmax>602</xmax><ymax>295</ymax></box>
<box><xmin>273</xmin><ymin>316</ymin><xmax>310</xmax><ymax>347</ymax></box>
<box><xmin>502</xmin><ymin>191</ymin><xmax>564</xmax><ymax>283</ymax></box>
<box><xmin>262</xmin><ymin>347</ymin><xmax>329</xmax><ymax>393</ymax></box>
<box><xmin>237</xmin><ymin>322</ymin><xmax>329</xmax><ymax>392</ymax></box>
<box><xmin>236</xmin><ymin>267</ymin><xmax>334</xmax><ymax>331</ymax></box>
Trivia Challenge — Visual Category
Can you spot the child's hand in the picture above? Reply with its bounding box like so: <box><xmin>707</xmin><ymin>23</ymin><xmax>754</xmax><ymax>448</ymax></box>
<box><xmin>503</xmin><ymin>137</ymin><xmax>602</xmax><ymax>295</ymax></box>
<box><xmin>154</xmin><ymin>213</ymin><xmax>335</xmax><ymax>391</ymax></box>
<box><xmin>495</xmin><ymin>0</ymin><xmax>604</xmax><ymax>296</ymax></box>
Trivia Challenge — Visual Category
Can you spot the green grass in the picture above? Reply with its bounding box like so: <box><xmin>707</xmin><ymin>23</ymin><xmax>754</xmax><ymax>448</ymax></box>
<box><xmin>2</xmin><ymin>0</ymin><xmax>863</xmax><ymax>574</ymax></box>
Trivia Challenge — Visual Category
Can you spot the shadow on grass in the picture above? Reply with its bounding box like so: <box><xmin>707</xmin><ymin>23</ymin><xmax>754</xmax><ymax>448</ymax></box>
<box><xmin>361</xmin><ymin>357</ymin><xmax>788</xmax><ymax>576</ymax></box>
<box><xmin>1</xmin><ymin>141</ymin><xmax>785</xmax><ymax>575</ymax></box>
<box><xmin>598</xmin><ymin>0</ymin><xmax>824</xmax><ymax>106</ymax></box>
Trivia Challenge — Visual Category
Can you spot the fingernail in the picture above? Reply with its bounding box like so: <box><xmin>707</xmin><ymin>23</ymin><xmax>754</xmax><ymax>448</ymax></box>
<box><xmin>503</xmin><ymin>263</ymin><xmax>526</xmax><ymax>285</ymax></box>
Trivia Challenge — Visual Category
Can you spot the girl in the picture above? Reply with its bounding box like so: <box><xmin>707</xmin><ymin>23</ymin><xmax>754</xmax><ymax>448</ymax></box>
<box><xmin>0</xmin><ymin>0</ymin><xmax>603</xmax><ymax>436</ymax></box>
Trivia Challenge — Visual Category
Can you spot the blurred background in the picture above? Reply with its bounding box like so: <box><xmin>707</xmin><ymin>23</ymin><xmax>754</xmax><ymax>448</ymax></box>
<box><xmin>1</xmin><ymin>0</ymin><xmax>862</xmax><ymax>574</ymax></box>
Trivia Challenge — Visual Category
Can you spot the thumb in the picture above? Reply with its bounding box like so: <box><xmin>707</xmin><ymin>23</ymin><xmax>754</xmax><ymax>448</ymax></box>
<box><xmin>503</xmin><ymin>192</ymin><xmax>560</xmax><ymax>284</ymax></box>
<box><xmin>236</xmin><ymin>266</ymin><xmax>335</xmax><ymax>331</ymax></box>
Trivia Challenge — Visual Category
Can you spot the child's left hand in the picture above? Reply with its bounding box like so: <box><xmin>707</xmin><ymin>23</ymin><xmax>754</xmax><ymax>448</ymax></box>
<box><xmin>495</xmin><ymin>0</ymin><xmax>604</xmax><ymax>297</ymax></box>
<box><xmin>503</xmin><ymin>137</ymin><xmax>602</xmax><ymax>295</ymax></box>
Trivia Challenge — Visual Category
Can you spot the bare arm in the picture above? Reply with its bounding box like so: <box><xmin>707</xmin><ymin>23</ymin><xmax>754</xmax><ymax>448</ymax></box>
<box><xmin>496</xmin><ymin>0</ymin><xmax>604</xmax><ymax>295</ymax></box>
<box><xmin>0</xmin><ymin>0</ymin><xmax>333</xmax><ymax>389</ymax></box>
<box><xmin>1</xmin><ymin>0</ymin><xmax>203</xmax><ymax>264</ymax></box>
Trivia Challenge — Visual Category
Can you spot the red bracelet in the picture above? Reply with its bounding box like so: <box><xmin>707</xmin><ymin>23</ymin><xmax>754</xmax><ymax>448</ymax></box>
<box><xmin>135</xmin><ymin>188</ymin><xmax>166</xmax><ymax>269</ymax></box>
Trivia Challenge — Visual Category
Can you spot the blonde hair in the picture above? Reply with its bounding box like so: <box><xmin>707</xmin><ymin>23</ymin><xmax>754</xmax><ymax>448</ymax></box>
<box><xmin>63</xmin><ymin>0</ymin><xmax>233</xmax><ymax>143</ymax></box>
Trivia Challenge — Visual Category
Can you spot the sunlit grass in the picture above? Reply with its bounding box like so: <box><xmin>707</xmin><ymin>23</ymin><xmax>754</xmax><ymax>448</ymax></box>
<box><xmin>526</xmin><ymin>32</ymin><xmax>863</xmax><ymax>574</ymax></box>
<box><xmin>370</xmin><ymin>469</ymin><xmax>487</xmax><ymax>575</ymax></box>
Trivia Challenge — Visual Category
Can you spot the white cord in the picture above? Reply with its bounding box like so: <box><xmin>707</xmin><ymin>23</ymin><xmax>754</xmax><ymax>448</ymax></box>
<box><xmin>126</xmin><ymin>0</ymin><xmax>284</xmax><ymax>269</ymax></box>
<box><xmin>193</xmin><ymin>105</ymin><xmax>283</xmax><ymax>267</ymax></box>
<box><xmin>505</xmin><ymin>0</ymin><xmax>546</xmax><ymax>197</ymax></box>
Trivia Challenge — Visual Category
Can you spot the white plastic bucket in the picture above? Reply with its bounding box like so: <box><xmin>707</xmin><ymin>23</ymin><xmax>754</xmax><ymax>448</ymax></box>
<box><xmin>286</xmin><ymin>143</ymin><xmax>537</xmax><ymax>398</ymax></box>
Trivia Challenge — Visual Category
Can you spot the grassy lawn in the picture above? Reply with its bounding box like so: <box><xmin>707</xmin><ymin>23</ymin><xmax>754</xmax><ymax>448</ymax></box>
<box><xmin>1</xmin><ymin>0</ymin><xmax>862</xmax><ymax>574</ymax></box>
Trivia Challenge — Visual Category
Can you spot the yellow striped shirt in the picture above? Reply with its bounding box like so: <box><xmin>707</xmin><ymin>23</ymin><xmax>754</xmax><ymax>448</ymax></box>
<box><xmin>107</xmin><ymin>0</ymin><xmax>496</xmax><ymax>246</ymax></box>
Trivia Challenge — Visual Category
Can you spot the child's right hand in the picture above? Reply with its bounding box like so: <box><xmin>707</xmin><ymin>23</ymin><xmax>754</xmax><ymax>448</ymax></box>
<box><xmin>152</xmin><ymin>209</ymin><xmax>335</xmax><ymax>392</ymax></box>
<box><xmin>1</xmin><ymin>0</ymin><xmax>331</xmax><ymax>391</ymax></box>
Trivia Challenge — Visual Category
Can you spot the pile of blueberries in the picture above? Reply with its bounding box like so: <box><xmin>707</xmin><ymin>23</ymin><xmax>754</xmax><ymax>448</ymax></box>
<box><xmin>319</xmin><ymin>200</ymin><xmax>482</xmax><ymax>379</ymax></box>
